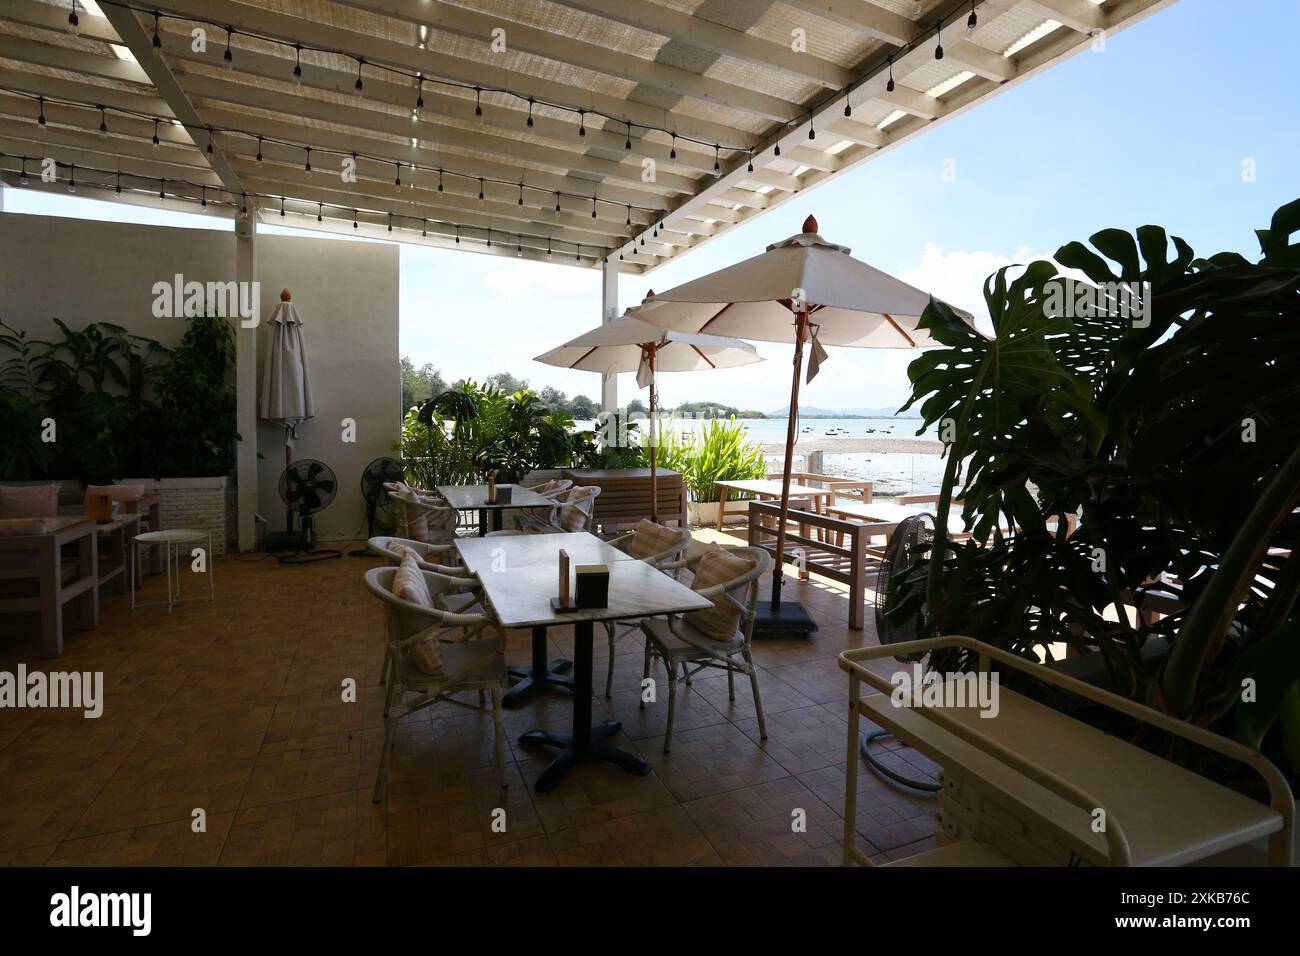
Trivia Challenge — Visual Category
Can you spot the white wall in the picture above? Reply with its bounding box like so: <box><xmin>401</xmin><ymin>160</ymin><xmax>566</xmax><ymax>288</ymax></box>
<box><xmin>0</xmin><ymin>212</ymin><xmax>400</xmax><ymax>543</ymax></box>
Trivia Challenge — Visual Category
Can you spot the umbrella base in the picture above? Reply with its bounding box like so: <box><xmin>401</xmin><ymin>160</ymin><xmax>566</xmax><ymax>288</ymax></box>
<box><xmin>753</xmin><ymin>601</ymin><xmax>818</xmax><ymax>639</ymax></box>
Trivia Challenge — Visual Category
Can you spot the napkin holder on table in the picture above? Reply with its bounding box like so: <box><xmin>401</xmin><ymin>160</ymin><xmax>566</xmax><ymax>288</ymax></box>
<box><xmin>575</xmin><ymin>564</ymin><xmax>610</xmax><ymax>609</ymax></box>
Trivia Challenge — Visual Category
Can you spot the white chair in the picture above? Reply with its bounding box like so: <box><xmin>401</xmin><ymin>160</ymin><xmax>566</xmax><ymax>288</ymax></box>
<box><xmin>640</xmin><ymin>545</ymin><xmax>771</xmax><ymax>752</ymax></box>
<box><xmin>487</xmin><ymin>485</ymin><xmax>601</xmax><ymax>536</ymax></box>
<box><xmin>363</xmin><ymin>565</ymin><xmax>508</xmax><ymax>802</ymax></box>
<box><xmin>383</xmin><ymin>481</ymin><xmax>459</xmax><ymax>543</ymax></box>
<box><xmin>601</xmin><ymin>522</ymin><xmax>693</xmax><ymax>698</ymax></box>
<box><xmin>368</xmin><ymin>535</ymin><xmax>487</xmax><ymax>617</ymax></box>
<box><xmin>507</xmin><ymin>478</ymin><xmax>573</xmax><ymax>529</ymax></box>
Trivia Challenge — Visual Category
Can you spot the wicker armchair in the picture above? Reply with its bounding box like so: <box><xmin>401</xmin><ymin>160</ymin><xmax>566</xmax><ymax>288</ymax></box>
<box><xmin>640</xmin><ymin>545</ymin><xmax>771</xmax><ymax>752</ymax></box>
<box><xmin>363</xmin><ymin>566</ymin><xmax>508</xmax><ymax>803</ymax></box>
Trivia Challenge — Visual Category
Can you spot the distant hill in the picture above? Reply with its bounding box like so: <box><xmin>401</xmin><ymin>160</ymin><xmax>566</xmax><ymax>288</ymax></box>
<box><xmin>769</xmin><ymin>405</ymin><xmax>918</xmax><ymax>418</ymax></box>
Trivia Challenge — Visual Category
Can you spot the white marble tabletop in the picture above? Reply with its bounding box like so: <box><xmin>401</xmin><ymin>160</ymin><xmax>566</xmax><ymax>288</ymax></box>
<box><xmin>454</xmin><ymin>531</ymin><xmax>630</xmax><ymax>574</ymax></box>
<box><xmin>437</xmin><ymin>483</ymin><xmax>553</xmax><ymax>511</ymax></box>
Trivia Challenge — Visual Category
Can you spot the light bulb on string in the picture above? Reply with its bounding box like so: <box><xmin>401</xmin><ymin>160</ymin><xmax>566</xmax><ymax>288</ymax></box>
<box><xmin>292</xmin><ymin>44</ymin><xmax>302</xmax><ymax>84</ymax></box>
<box><xmin>935</xmin><ymin>20</ymin><xmax>944</xmax><ymax>60</ymax></box>
<box><xmin>968</xmin><ymin>2</ymin><xmax>978</xmax><ymax>31</ymax></box>
<box><xmin>256</xmin><ymin>137</ymin><xmax>264</xmax><ymax>166</ymax></box>
<box><xmin>67</xmin><ymin>163</ymin><xmax>76</xmax><ymax>193</ymax></box>
<box><xmin>152</xmin><ymin>12</ymin><xmax>162</xmax><ymax>50</ymax></box>
<box><xmin>887</xmin><ymin>57</ymin><xmax>895</xmax><ymax>93</ymax></box>
<box><xmin>37</xmin><ymin>96</ymin><xmax>45</xmax><ymax>126</ymax></box>
<box><xmin>304</xmin><ymin>148</ymin><xmax>312</xmax><ymax>175</ymax></box>
<box><xmin>317</xmin><ymin>202</ymin><xmax>323</xmax><ymax>222</ymax></box>
<box><xmin>99</xmin><ymin>106</ymin><xmax>109</xmax><ymax>138</ymax></box>
<box><xmin>152</xmin><ymin>119</ymin><xmax>160</xmax><ymax>149</ymax></box>
<box><xmin>223</xmin><ymin>27</ymin><xmax>234</xmax><ymax>69</ymax></box>
<box><xmin>67</xmin><ymin>1</ymin><xmax>79</xmax><ymax>35</ymax></box>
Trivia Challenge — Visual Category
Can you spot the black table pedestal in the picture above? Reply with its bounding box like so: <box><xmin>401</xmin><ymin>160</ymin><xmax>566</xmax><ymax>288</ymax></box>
<box><xmin>519</xmin><ymin>620</ymin><xmax>650</xmax><ymax>792</ymax></box>
<box><xmin>503</xmin><ymin>626</ymin><xmax>573</xmax><ymax>708</ymax></box>
<box><xmin>478</xmin><ymin>507</ymin><xmax>504</xmax><ymax>536</ymax></box>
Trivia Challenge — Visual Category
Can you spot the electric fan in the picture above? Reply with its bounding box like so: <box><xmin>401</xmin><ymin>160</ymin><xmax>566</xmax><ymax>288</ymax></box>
<box><xmin>276</xmin><ymin>459</ymin><xmax>343</xmax><ymax>564</ymax></box>
<box><xmin>349</xmin><ymin>456</ymin><xmax>404</xmax><ymax>556</ymax></box>
<box><xmin>863</xmin><ymin>513</ymin><xmax>943</xmax><ymax>792</ymax></box>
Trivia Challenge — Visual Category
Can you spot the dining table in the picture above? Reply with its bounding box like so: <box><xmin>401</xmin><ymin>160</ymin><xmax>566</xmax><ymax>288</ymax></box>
<box><xmin>456</xmin><ymin>531</ymin><xmax>712</xmax><ymax>792</ymax></box>
<box><xmin>436</xmin><ymin>483</ymin><xmax>554</xmax><ymax>535</ymax></box>
<box><xmin>456</xmin><ymin>532</ymin><xmax>630</xmax><ymax>707</ymax></box>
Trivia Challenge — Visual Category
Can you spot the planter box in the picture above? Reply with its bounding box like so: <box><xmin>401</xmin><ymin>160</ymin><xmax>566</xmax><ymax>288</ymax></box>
<box><xmin>688</xmin><ymin>499</ymin><xmax>749</xmax><ymax>528</ymax></box>
<box><xmin>116</xmin><ymin>476</ymin><xmax>235</xmax><ymax>555</ymax></box>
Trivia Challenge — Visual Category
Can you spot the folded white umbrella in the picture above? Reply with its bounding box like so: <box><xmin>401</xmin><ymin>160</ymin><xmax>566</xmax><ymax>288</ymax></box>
<box><xmin>642</xmin><ymin>215</ymin><xmax>974</xmax><ymax>634</ymax></box>
<box><xmin>259</xmin><ymin>289</ymin><xmax>315</xmax><ymax>474</ymax></box>
<box><xmin>535</xmin><ymin>296</ymin><xmax>761</xmax><ymax>520</ymax></box>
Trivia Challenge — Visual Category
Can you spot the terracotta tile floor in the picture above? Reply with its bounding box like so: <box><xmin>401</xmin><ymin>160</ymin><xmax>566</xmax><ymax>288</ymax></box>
<box><xmin>0</xmin><ymin>529</ymin><xmax>939</xmax><ymax>866</ymax></box>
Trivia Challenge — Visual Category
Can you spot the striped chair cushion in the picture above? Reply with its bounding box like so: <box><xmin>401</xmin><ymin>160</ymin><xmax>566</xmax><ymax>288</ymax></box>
<box><xmin>626</xmin><ymin>519</ymin><xmax>683</xmax><ymax>560</ymax></box>
<box><xmin>683</xmin><ymin>545</ymin><xmax>756</xmax><ymax>641</ymax></box>
<box><xmin>558</xmin><ymin>487</ymin><xmax>598</xmax><ymax>532</ymax></box>
<box><xmin>393</xmin><ymin>552</ymin><xmax>442</xmax><ymax>675</ymax></box>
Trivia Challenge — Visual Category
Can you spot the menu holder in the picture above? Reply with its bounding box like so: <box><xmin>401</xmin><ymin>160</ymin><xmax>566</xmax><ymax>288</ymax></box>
<box><xmin>550</xmin><ymin>548</ymin><xmax>577</xmax><ymax>611</ymax></box>
<box><xmin>486</xmin><ymin>473</ymin><xmax>497</xmax><ymax>504</ymax></box>
<box><xmin>86</xmin><ymin>492</ymin><xmax>114</xmax><ymax>523</ymax></box>
<box><xmin>575</xmin><ymin>563</ymin><xmax>610</xmax><ymax>609</ymax></box>
<box><xmin>496</xmin><ymin>484</ymin><xmax>513</xmax><ymax>505</ymax></box>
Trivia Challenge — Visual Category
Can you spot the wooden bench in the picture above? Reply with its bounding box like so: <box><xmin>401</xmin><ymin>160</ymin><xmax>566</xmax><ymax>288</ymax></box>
<box><xmin>840</xmin><ymin>636</ymin><xmax>1294</xmax><ymax>867</ymax></box>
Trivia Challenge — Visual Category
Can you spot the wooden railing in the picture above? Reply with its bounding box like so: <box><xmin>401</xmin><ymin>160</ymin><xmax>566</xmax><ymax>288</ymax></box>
<box><xmin>746</xmin><ymin>499</ymin><xmax>897</xmax><ymax>630</ymax></box>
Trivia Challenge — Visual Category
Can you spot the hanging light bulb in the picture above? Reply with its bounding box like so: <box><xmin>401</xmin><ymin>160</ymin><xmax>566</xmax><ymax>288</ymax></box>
<box><xmin>774</xmin><ymin>141</ymin><xmax>781</xmax><ymax>157</ymax></box>
<box><xmin>474</xmin><ymin>86</ymin><xmax>482</xmax><ymax>117</ymax></box>
<box><xmin>437</xmin><ymin>168</ymin><xmax>444</xmax><ymax>193</ymax></box>
<box><xmin>19</xmin><ymin>159</ymin><xmax>29</xmax><ymax>186</ymax></box>
<box><xmin>421</xmin><ymin>219</ymin><xmax>427</xmax><ymax>238</ymax></box>
<box><xmin>887</xmin><ymin>57</ymin><xmax>895</xmax><ymax>93</ymax></box>
<box><xmin>526</xmin><ymin>97</ymin><xmax>534</xmax><ymax>128</ymax></box>
<box><xmin>354</xmin><ymin>58</ymin><xmax>365</xmax><ymax>97</ymax></box>
<box><xmin>486</xmin><ymin>229</ymin><xmax>492</xmax><ymax>248</ymax></box>
<box><xmin>98</xmin><ymin>106</ymin><xmax>109</xmax><ymax>138</ymax></box>
<box><xmin>808</xmin><ymin>113</ymin><xmax>816</xmax><ymax>140</ymax></box>
<box><xmin>516</xmin><ymin>241</ymin><xmax>523</xmax><ymax>257</ymax></box>
<box><xmin>158</xmin><ymin>182</ymin><xmax>165</xmax><ymax>201</ymax></box>
<box><xmin>67</xmin><ymin>163</ymin><xmax>76</xmax><ymax>193</ymax></box>
<box><xmin>546</xmin><ymin>238</ymin><xmax>552</xmax><ymax>259</ymax></box>
<box><xmin>747</xmin><ymin>148</ymin><xmax>754</xmax><ymax>173</ymax></box>
<box><xmin>37</xmin><ymin>96</ymin><xmax>46</xmax><ymax>126</ymax></box>
<box><xmin>200</xmin><ymin>185</ymin><xmax>207</xmax><ymax>207</ymax></box>
<box><xmin>669</xmin><ymin>133</ymin><xmax>676</xmax><ymax>160</ymax></box>
<box><xmin>115</xmin><ymin>171</ymin><xmax>121</xmax><ymax>196</ymax></box>
<box><xmin>394</xmin><ymin>162</ymin><xmax>402</xmax><ymax>192</ymax></box>
<box><xmin>968</xmin><ymin>1</ymin><xmax>978</xmax><ymax>30</ymax></box>
<box><xmin>223</xmin><ymin>27</ymin><xmax>234</xmax><ymax>69</ymax></box>
<box><xmin>292</xmin><ymin>44</ymin><xmax>302</xmax><ymax>84</ymax></box>
<box><xmin>304</xmin><ymin>148</ymin><xmax>312</xmax><ymax>175</ymax></box>
<box><xmin>591</xmin><ymin>195</ymin><xmax>597</xmax><ymax>219</ymax></box>
<box><xmin>256</xmin><ymin>137</ymin><xmax>264</xmax><ymax>166</ymax></box>
<box><xmin>554</xmin><ymin>191</ymin><xmax>561</xmax><ymax>214</ymax></box>
<box><xmin>152</xmin><ymin>119</ymin><xmax>160</xmax><ymax>149</ymax></box>
<box><xmin>714</xmin><ymin>144</ymin><xmax>720</xmax><ymax>173</ymax></box>
<box><xmin>625</xmin><ymin>122</ymin><xmax>632</xmax><ymax>150</ymax></box>
<box><xmin>935</xmin><ymin>20</ymin><xmax>944</xmax><ymax>60</ymax></box>
<box><xmin>414</xmin><ymin>77</ymin><xmax>424</xmax><ymax>118</ymax></box>
<box><xmin>518</xmin><ymin>182</ymin><xmax>525</xmax><ymax>206</ymax></box>
<box><xmin>67</xmin><ymin>1</ymin><xmax>79</xmax><ymax>35</ymax></box>
<box><xmin>578</xmin><ymin>110</ymin><xmax>585</xmax><ymax>136</ymax></box>
<box><xmin>353</xmin><ymin>209</ymin><xmax>358</xmax><ymax>229</ymax></box>
<box><xmin>478</xmin><ymin>177</ymin><xmax>484</xmax><ymax>205</ymax></box>
<box><xmin>387</xmin><ymin>212</ymin><xmax>392</xmax><ymax>232</ymax></box>
<box><xmin>317</xmin><ymin>202</ymin><xmax>323</xmax><ymax>222</ymax></box>
<box><xmin>206</xmin><ymin>127</ymin><xmax>215</xmax><ymax>155</ymax></box>
<box><xmin>625</xmin><ymin>204</ymin><xmax>632</xmax><ymax>227</ymax></box>
<box><xmin>844</xmin><ymin>94</ymin><xmax>852</xmax><ymax>118</ymax></box>
<box><xmin>152</xmin><ymin>11</ymin><xmax>162</xmax><ymax>50</ymax></box>
<box><xmin>280</xmin><ymin>196</ymin><xmax>286</xmax><ymax>217</ymax></box>
<box><xmin>455</xmin><ymin>225</ymin><xmax>460</xmax><ymax>244</ymax></box>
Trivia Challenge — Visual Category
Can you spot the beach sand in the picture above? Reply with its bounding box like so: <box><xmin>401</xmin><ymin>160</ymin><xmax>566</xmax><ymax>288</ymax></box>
<box><xmin>761</xmin><ymin>435</ymin><xmax>944</xmax><ymax>456</ymax></box>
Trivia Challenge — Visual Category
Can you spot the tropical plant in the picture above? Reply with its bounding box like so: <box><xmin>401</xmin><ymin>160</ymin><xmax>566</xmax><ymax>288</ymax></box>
<box><xmin>894</xmin><ymin>198</ymin><xmax>1300</xmax><ymax>780</ymax></box>
<box><xmin>399</xmin><ymin>380</ymin><xmax>593</xmax><ymax>486</ymax></box>
<box><xmin>658</xmin><ymin>416</ymin><xmax>767</xmax><ymax>503</ymax></box>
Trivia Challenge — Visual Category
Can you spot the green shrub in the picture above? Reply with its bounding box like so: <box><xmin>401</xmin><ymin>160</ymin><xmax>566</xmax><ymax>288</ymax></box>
<box><xmin>658</xmin><ymin>416</ymin><xmax>767</xmax><ymax>503</ymax></box>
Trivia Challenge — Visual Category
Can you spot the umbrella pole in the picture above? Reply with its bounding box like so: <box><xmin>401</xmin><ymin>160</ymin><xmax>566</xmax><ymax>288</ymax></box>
<box><xmin>771</xmin><ymin>311</ymin><xmax>808</xmax><ymax>612</ymax></box>
<box><xmin>649</xmin><ymin>345</ymin><xmax>658</xmax><ymax>523</ymax></box>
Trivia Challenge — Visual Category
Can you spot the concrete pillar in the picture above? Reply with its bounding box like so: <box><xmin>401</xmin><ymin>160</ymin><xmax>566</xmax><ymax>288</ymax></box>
<box><xmin>600</xmin><ymin>256</ymin><xmax>618</xmax><ymax>415</ymax></box>
<box><xmin>235</xmin><ymin>218</ymin><xmax>259</xmax><ymax>551</ymax></box>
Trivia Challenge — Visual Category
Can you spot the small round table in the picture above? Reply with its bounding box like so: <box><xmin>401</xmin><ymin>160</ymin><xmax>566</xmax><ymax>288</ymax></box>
<box><xmin>131</xmin><ymin>529</ymin><xmax>214</xmax><ymax>613</ymax></box>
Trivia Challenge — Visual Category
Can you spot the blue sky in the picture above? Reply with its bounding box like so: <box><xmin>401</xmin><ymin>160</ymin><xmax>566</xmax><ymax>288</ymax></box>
<box><xmin>7</xmin><ymin>0</ymin><xmax>1297</xmax><ymax>413</ymax></box>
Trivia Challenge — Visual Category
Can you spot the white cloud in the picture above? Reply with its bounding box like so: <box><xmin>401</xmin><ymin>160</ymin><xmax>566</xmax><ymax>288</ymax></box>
<box><xmin>895</xmin><ymin>241</ymin><xmax>1051</xmax><ymax>335</ymax></box>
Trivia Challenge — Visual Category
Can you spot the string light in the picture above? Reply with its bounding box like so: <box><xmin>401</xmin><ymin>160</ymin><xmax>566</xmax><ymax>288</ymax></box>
<box><xmin>317</xmin><ymin>201</ymin><xmax>323</xmax><ymax>222</ymax></box>
<box><xmin>151</xmin><ymin>11</ymin><xmax>161</xmax><ymax>49</ymax></box>
<box><xmin>304</xmin><ymin>147</ymin><xmax>312</xmax><ymax>174</ymax></box>
<box><xmin>415</xmin><ymin>77</ymin><xmax>424</xmax><ymax>117</ymax></box>
<box><xmin>206</xmin><ymin>127</ymin><xmax>214</xmax><ymax>154</ymax></box>
<box><xmin>713</xmin><ymin>145</ymin><xmax>720</xmax><ymax>173</ymax></box>
<box><xmin>808</xmin><ymin>112</ymin><xmax>816</xmax><ymax>140</ymax></box>
<box><xmin>37</xmin><ymin>96</ymin><xmax>45</xmax><ymax>126</ymax></box>
<box><xmin>223</xmin><ymin>27</ymin><xmax>234</xmax><ymax>68</ymax></box>
<box><xmin>280</xmin><ymin>196</ymin><xmax>286</xmax><ymax>217</ymax></box>
<box><xmin>98</xmin><ymin>106</ymin><xmax>108</xmax><ymax>137</ymax></box>
<box><xmin>67</xmin><ymin>163</ymin><xmax>75</xmax><ymax>193</ymax></box>
<box><xmin>478</xmin><ymin>177</ymin><xmax>484</xmax><ymax>204</ymax></box>
<box><xmin>526</xmin><ymin>97</ymin><xmax>534</xmax><ymax>128</ymax></box>
<box><xmin>292</xmin><ymin>43</ymin><xmax>302</xmax><ymax>84</ymax></box>
<box><xmin>518</xmin><ymin>182</ymin><xmax>525</xmax><ymax>205</ymax></box>
<box><xmin>67</xmin><ymin>1</ymin><xmax>79</xmax><ymax>34</ymax></box>
<box><xmin>887</xmin><ymin>57</ymin><xmax>895</xmax><ymax>93</ymax></box>
<box><xmin>625</xmin><ymin>122</ymin><xmax>632</xmax><ymax>150</ymax></box>
<box><xmin>669</xmin><ymin>133</ymin><xmax>676</xmax><ymax>160</ymax></box>
<box><xmin>747</xmin><ymin>148</ymin><xmax>754</xmax><ymax>173</ymax></box>
<box><xmin>200</xmin><ymin>185</ymin><xmax>207</xmax><ymax>207</ymax></box>
<box><xmin>355</xmin><ymin>57</ymin><xmax>365</xmax><ymax>93</ymax></box>
<box><xmin>578</xmin><ymin>110</ymin><xmax>585</xmax><ymax>136</ymax></box>
<box><xmin>256</xmin><ymin>136</ymin><xmax>263</xmax><ymax>165</ymax></box>
<box><xmin>969</xmin><ymin>1</ymin><xmax>978</xmax><ymax>30</ymax></box>
<box><xmin>473</xmin><ymin>86</ymin><xmax>482</xmax><ymax>117</ymax></box>
<box><xmin>352</xmin><ymin>209</ymin><xmax>358</xmax><ymax>229</ymax></box>
<box><xmin>394</xmin><ymin>161</ymin><xmax>402</xmax><ymax>192</ymax></box>
<box><xmin>935</xmin><ymin>20</ymin><xmax>944</xmax><ymax>60</ymax></box>
<box><xmin>19</xmin><ymin>158</ymin><xmax>28</xmax><ymax>186</ymax></box>
<box><xmin>151</xmin><ymin>119</ymin><xmax>160</xmax><ymax>149</ymax></box>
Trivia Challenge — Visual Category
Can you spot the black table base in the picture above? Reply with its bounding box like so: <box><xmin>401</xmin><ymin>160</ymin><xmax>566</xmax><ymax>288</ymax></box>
<box><xmin>478</xmin><ymin>507</ymin><xmax>504</xmax><ymax>536</ymax></box>
<box><xmin>518</xmin><ymin>620</ymin><xmax>650</xmax><ymax>792</ymax></box>
<box><xmin>503</xmin><ymin>626</ymin><xmax>574</xmax><ymax>708</ymax></box>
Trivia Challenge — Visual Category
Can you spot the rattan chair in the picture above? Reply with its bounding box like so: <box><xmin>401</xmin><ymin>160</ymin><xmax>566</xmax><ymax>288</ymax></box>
<box><xmin>640</xmin><ymin>546</ymin><xmax>771</xmax><ymax>752</ymax></box>
<box><xmin>601</xmin><ymin>524</ymin><xmax>692</xmax><ymax>698</ymax></box>
<box><xmin>363</xmin><ymin>566</ymin><xmax>508</xmax><ymax>802</ymax></box>
<box><xmin>383</xmin><ymin>482</ymin><xmax>459</xmax><ymax>544</ymax></box>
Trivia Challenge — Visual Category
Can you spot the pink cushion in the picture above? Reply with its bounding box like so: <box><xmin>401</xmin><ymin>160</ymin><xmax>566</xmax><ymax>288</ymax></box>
<box><xmin>0</xmin><ymin>484</ymin><xmax>61</xmax><ymax>519</ymax></box>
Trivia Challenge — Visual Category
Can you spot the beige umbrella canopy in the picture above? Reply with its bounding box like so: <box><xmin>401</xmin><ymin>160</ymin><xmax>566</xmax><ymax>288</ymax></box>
<box><xmin>259</xmin><ymin>288</ymin><xmax>315</xmax><ymax>474</ymax></box>
<box><xmin>535</xmin><ymin>294</ymin><xmax>761</xmax><ymax>520</ymax></box>
<box><xmin>644</xmin><ymin>215</ymin><xmax>973</xmax><ymax>635</ymax></box>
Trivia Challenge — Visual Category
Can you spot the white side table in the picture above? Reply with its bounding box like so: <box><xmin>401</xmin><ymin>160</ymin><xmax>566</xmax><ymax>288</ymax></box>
<box><xmin>132</xmin><ymin>529</ymin><xmax>214</xmax><ymax>613</ymax></box>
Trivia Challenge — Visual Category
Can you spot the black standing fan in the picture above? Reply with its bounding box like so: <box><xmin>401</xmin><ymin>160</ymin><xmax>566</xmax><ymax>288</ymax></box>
<box><xmin>277</xmin><ymin>459</ymin><xmax>343</xmax><ymax>564</ymax></box>
<box><xmin>861</xmin><ymin>513</ymin><xmax>943</xmax><ymax>792</ymax></box>
<box><xmin>349</xmin><ymin>457</ymin><xmax>404</xmax><ymax>556</ymax></box>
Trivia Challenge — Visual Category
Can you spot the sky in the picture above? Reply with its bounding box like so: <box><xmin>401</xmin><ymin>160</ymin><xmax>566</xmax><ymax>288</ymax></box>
<box><xmin>6</xmin><ymin>0</ymin><xmax>1298</xmax><ymax>414</ymax></box>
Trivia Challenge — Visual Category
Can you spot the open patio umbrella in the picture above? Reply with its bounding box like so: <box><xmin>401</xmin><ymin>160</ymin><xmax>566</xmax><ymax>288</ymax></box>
<box><xmin>534</xmin><ymin>293</ymin><xmax>761</xmax><ymax>521</ymax></box>
<box><xmin>644</xmin><ymin>215</ymin><xmax>973</xmax><ymax>636</ymax></box>
<box><xmin>259</xmin><ymin>288</ymin><xmax>315</xmax><ymax>476</ymax></box>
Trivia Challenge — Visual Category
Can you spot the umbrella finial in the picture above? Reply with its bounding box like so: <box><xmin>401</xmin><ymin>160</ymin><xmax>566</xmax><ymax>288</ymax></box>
<box><xmin>802</xmin><ymin>214</ymin><xmax>818</xmax><ymax>234</ymax></box>
<box><xmin>280</xmin><ymin>288</ymin><xmax>292</xmax><ymax>302</ymax></box>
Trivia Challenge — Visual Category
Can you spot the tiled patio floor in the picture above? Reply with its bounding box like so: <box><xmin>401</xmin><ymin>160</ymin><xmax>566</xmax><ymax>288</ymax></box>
<box><xmin>0</xmin><ymin>529</ymin><xmax>941</xmax><ymax>866</ymax></box>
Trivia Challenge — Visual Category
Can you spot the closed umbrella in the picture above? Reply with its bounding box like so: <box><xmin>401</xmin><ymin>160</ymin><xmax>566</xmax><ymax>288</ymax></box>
<box><xmin>259</xmin><ymin>288</ymin><xmax>315</xmax><ymax>475</ymax></box>
<box><xmin>644</xmin><ymin>215</ymin><xmax>973</xmax><ymax>636</ymax></box>
<box><xmin>535</xmin><ymin>293</ymin><xmax>761</xmax><ymax>521</ymax></box>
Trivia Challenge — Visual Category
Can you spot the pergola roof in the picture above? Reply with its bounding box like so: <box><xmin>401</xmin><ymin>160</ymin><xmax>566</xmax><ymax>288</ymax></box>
<box><xmin>0</xmin><ymin>0</ymin><xmax>1172</xmax><ymax>273</ymax></box>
